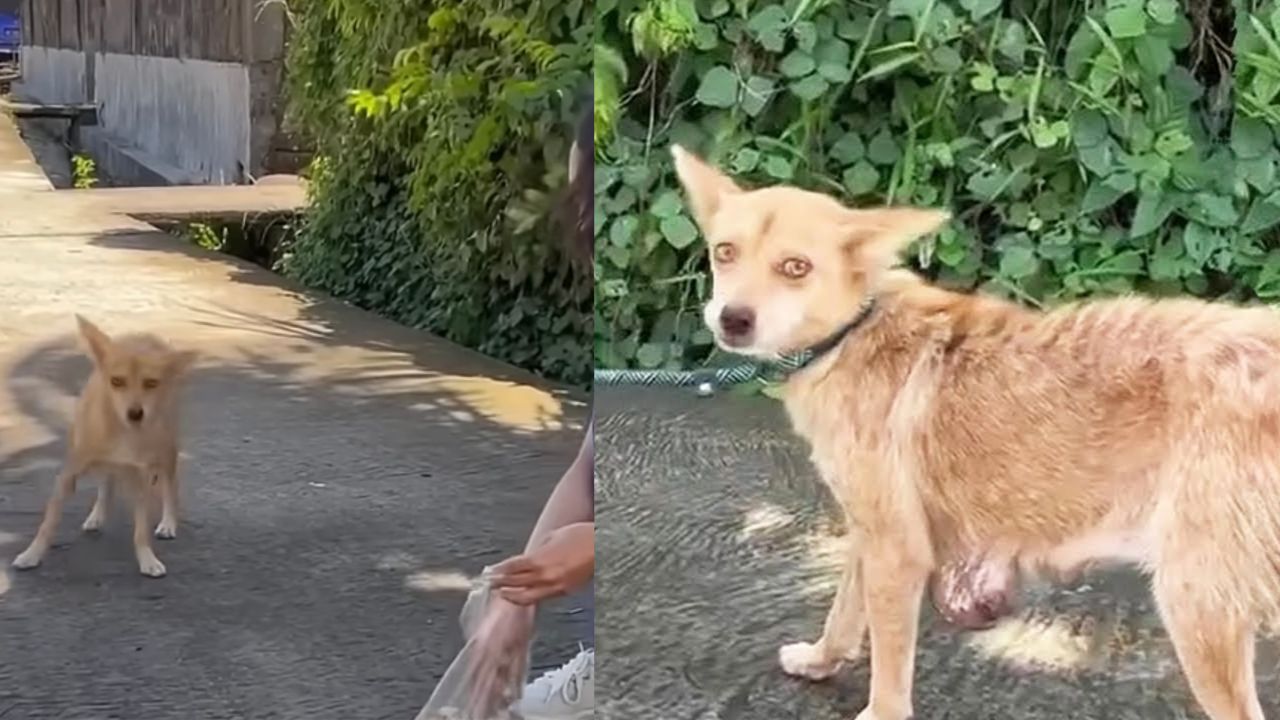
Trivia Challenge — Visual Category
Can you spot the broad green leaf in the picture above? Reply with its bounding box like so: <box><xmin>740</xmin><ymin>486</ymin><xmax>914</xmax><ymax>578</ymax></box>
<box><xmin>887</xmin><ymin>0</ymin><xmax>929</xmax><ymax>19</ymax></box>
<box><xmin>636</xmin><ymin>343</ymin><xmax>666</xmax><ymax>368</ymax></box>
<box><xmin>999</xmin><ymin>246</ymin><xmax>1038</xmax><ymax>279</ymax></box>
<box><xmin>1182</xmin><ymin>222</ymin><xmax>1222</xmax><ymax>266</ymax></box>
<box><xmin>763</xmin><ymin>154</ymin><xmax>795</xmax><ymax>179</ymax></box>
<box><xmin>740</xmin><ymin>75</ymin><xmax>777</xmax><ymax>116</ymax></box>
<box><xmin>967</xmin><ymin>170</ymin><xmax>1007</xmax><ymax>201</ymax></box>
<box><xmin>1240</xmin><ymin>154</ymin><xmax>1278</xmax><ymax>193</ymax></box>
<box><xmin>1029</xmin><ymin>117</ymin><xmax>1060</xmax><ymax>149</ymax></box>
<box><xmin>997</xmin><ymin>21</ymin><xmax>1028</xmax><ymax>63</ymax></box>
<box><xmin>696</xmin><ymin>66</ymin><xmax>739</xmax><ymax>107</ymax></box>
<box><xmin>1153</xmin><ymin>130</ymin><xmax>1192</xmax><ymax>159</ymax></box>
<box><xmin>1081</xmin><ymin>172</ymin><xmax>1135</xmax><ymax>213</ymax></box>
<box><xmin>830</xmin><ymin>132</ymin><xmax>866</xmax><ymax>164</ymax></box>
<box><xmin>1146</xmin><ymin>0</ymin><xmax>1179</xmax><ymax>25</ymax></box>
<box><xmin>790</xmin><ymin>74</ymin><xmax>830</xmax><ymax>101</ymax></box>
<box><xmin>1072</xmin><ymin>109</ymin><xmax>1109</xmax><ymax>148</ymax></box>
<box><xmin>693</xmin><ymin>22</ymin><xmax>720</xmax><ymax>50</ymax></box>
<box><xmin>960</xmin><ymin>0</ymin><xmax>1001</xmax><ymax>21</ymax></box>
<box><xmin>1232</xmin><ymin>117</ymin><xmax>1275</xmax><ymax>160</ymax></box>
<box><xmin>780</xmin><ymin>51</ymin><xmax>817</xmax><ymax>78</ymax></box>
<box><xmin>815</xmin><ymin>38</ymin><xmax>852</xmax><ymax>82</ymax></box>
<box><xmin>702</xmin><ymin>0</ymin><xmax>731</xmax><ymax>18</ymax></box>
<box><xmin>650</xmin><ymin>190</ymin><xmax>684</xmax><ymax>219</ymax></box>
<box><xmin>1065</xmin><ymin>22</ymin><xmax>1103</xmax><ymax>79</ymax></box>
<box><xmin>1133</xmin><ymin>35</ymin><xmax>1174</xmax><ymax>76</ymax></box>
<box><xmin>604</xmin><ymin>245</ymin><xmax>630</xmax><ymax>269</ymax></box>
<box><xmin>660</xmin><ymin>215</ymin><xmax>700</xmax><ymax>248</ymax></box>
<box><xmin>747</xmin><ymin>5</ymin><xmax>789</xmax><ymax>51</ymax></box>
<box><xmin>731</xmin><ymin>147</ymin><xmax>761</xmax><ymax>173</ymax></box>
<box><xmin>610</xmin><ymin>215</ymin><xmax>639</xmax><ymax>247</ymax></box>
<box><xmin>1184</xmin><ymin>193</ymin><xmax>1240</xmax><ymax>228</ymax></box>
<box><xmin>793</xmin><ymin>20</ymin><xmax>818</xmax><ymax>51</ymax></box>
<box><xmin>867</xmin><ymin>131</ymin><xmax>901</xmax><ymax>166</ymax></box>
<box><xmin>930</xmin><ymin>45</ymin><xmax>963</xmax><ymax>74</ymax></box>
<box><xmin>1148</xmin><ymin>237</ymin><xmax>1185</xmax><ymax>281</ymax></box>
<box><xmin>843</xmin><ymin>161</ymin><xmax>880</xmax><ymax>194</ymax></box>
<box><xmin>1129</xmin><ymin>190</ymin><xmax>1175</xmax><ymax>237</ymax></box>
<box><xmin>1242</xmin><ymin>191</ymin><xmax>1280</xmax><ymax>235</ymax></box>
<box><xmin>1105</xmin><ymin>4</ymin><xmax>1147</xmax><ymax>39</ymax></box>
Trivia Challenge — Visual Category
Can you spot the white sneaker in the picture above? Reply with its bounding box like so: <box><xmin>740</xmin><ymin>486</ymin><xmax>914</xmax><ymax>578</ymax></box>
<box><xmin>513</xmin><ymin>646</ymin><xmax>594</xmax><ymax>720</ymax></box>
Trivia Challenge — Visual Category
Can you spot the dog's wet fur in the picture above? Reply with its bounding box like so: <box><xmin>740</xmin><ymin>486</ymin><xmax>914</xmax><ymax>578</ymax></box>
<box><xmin>12</xmin><ymin>316</ymin><xmax>196</xmax><ymax>578</ymax></box>
<box><xmin>675</xmin><ymin>145</ymin><xmax>1280</xmax><ymax>720</ymax></box>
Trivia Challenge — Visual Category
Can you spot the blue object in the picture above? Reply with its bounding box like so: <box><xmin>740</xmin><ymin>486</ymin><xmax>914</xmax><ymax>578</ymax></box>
<box><xmin>0</xmin><ymin>12</ymin><xmax>19</xmax><ymax>57</ymax></box>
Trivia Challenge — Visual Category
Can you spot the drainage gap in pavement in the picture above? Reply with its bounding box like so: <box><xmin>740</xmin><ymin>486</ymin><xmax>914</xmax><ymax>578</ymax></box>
<box><xmin>150</xmin><ymin>217</ymin><xmax>299</xmax><ymax>272</ymax></box>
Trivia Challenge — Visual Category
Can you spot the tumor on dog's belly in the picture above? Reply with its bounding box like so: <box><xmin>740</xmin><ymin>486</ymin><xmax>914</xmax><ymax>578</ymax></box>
<box><xmin>931</xmin><ymin>554</ymin><xmax>1018</xmax><ymax>630</ymax></box>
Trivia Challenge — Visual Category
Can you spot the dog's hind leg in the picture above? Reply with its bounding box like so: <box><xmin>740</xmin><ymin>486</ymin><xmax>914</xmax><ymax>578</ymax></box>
<box><xmin>1154</xmin><ymin>573</ymin><xmax>1264</xmax><ymax>720</ymax></box>
<box><xmin>13</xmin><ymin>464</ymin><xmax>85</xmax><ymax>569</ymax></box>
<box><xmin>81</xmin><ymin>472</ymin><xmax>116</xmax><ymax>532</ymax></box>
<box><xmin>780</xmin><ymin>549</ymin><xmax>867</xmax><ymax>680</ymax></box>
<box><xmin>153</xmin><ymin>450</ymin><xmax>178</xmax><ymax>540</ymax></box>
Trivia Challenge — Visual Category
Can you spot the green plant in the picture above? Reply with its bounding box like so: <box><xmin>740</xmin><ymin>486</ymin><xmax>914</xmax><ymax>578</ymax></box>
<box><xmin>72</xmin><ymin>153</ymin><xmax>97</xmax><ymax>189</ymax></box>
<box><xmin>184</xmin><ymin>222</ymin><xmax>227</xmax><ymax>252</ymax></box>
<box><xmin>282</xmin><ymin>0</ymin><xmax>592</xmax><ymax>385</ymax></box>
<box><xmin>596</xmin><ymin>0</ymin><xmax>1278</xmax><ymax>373</ymax></box>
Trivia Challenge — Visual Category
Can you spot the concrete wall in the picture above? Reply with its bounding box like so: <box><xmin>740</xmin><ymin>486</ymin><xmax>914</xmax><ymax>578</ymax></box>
<box><xmin>17</xmin><ymin>0</ymin><xmax>286</xmax><ymax>185</ymax></box>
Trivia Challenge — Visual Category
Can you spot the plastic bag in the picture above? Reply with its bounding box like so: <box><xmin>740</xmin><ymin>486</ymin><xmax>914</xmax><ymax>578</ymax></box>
<box><xmin>415</xmin><ymin>566</ymin><xmax>532</xmax><ymax>720</ymax></box>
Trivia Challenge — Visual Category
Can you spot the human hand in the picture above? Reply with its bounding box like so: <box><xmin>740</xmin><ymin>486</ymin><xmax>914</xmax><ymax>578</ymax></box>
<box><xmin>490</xmin><ymin>522</ymin><xmax>594</xmax><ymax>606</ymax></box>
<box><xmin>464</xmin><ymin>594</ymin><xmax>535</xmax><ymax>719</ymax></box>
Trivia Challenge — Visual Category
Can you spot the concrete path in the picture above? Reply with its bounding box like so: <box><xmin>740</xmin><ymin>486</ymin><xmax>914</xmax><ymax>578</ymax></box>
<box><xmin>0</xmin><ymin>111</ymin><xmax>590</xmax><ymax>718</ymax></box>
<box><xmin>594</xmin><ymin>385</ymin><xmax>1280</xmax><ymax>719</ymax></box>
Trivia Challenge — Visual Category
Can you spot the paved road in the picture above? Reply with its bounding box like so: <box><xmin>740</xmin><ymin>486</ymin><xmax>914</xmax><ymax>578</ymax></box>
<box><xmin>594</xmin><ymin>384</ymin><xmax>1280</xmax><ymax>719</ymax></box>
<box><xmin>0</xmin><ymin>113</ymin><xmax>590</xmax><ymax>719</ymax></box>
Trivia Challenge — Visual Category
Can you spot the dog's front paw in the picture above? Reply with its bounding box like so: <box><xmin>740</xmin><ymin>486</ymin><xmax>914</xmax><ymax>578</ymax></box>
<box><xmin>137</xmin><ymin>553</ymin><xmax>167</xmax><ymax>578</ymax></box>
<box><xmin>154</xmin><ymin>521</ymin><xmax>177</xmax><ymax>540</ymax></box>
<box><xmin>779</xmin><ymin>641</ymin><xmax>842</xmax><ymax>681</ymax></box>
<box><xmin>12</xmin><ymin>547</ymin><xmax>43</xmax><ymax>570</ymax></box>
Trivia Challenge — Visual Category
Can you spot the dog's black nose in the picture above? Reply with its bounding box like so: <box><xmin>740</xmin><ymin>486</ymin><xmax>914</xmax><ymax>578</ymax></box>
<box><xmin>126</xmin><ymin>406</ymin><xmax>144</xmax><ymax>423</ymax></box>
<box><xmin>719</xmin><ymin>306</ymin><xmax>756</xmax><ymax>338</ymax></box>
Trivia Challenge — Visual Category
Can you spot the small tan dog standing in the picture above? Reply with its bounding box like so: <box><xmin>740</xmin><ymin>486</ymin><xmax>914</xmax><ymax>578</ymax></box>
<box><xmin>13</xmin><ymin>316</ymin><xmax>195</xmax><ymax>578</ymax></box>
<box><xmin>673</xmin><ymin>145</ymin><xmax>1280</xmax><ymax>720</ymax></box>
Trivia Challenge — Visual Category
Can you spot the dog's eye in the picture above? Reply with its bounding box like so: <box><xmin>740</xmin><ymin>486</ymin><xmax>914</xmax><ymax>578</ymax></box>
<box><xmin>779</xmin><ymin>257</ymin><xmax>812</xmax><ymax>279</ymax></box>
<box><xmin>712</xmin><ymin>243</ymin><xmax>737</xmax><ymax>264</ymax></box>
<box><xmin>110</xmin><ymin>376</ymin><xmax>126</xmax><ymax>388</ymax></box>
<box><xmin>142</xmin><ymin>378</ymin><xmax>159</xmax><ymax>390</ymax></box>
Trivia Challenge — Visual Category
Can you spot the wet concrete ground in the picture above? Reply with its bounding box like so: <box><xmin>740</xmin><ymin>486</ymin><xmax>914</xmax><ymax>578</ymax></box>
<box><xmin>594</xmin><ymin>385</ymin><xmax>1280</xmax><ymax>719</ymax></box>
<box><xmin>0</xmin><ymin>111</ymin><xmax>591</xmax><ymax>718</ymax></box>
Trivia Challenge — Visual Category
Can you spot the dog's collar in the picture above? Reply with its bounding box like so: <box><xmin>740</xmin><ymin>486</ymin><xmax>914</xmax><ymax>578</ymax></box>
<box><xmin>768</xmin><ymin>298</ymin><xmax>878</xmax><ymax>378</ymax></box>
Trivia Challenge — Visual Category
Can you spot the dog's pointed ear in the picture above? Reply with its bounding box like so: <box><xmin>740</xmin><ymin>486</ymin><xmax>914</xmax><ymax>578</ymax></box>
<box><xmin>671</xmin><ymin>145</ymin><xmax>743</xmax><ymax>231</ymax></box>
<box><xmin>166</xmin><ymin>350</ymin><xmax>198</xmax><ymax>377</ymax></box>
<box><xmin>844</xmin><ymin>208</ymin><xmax>951</xmax><ymax>269</ymax></box>
<box><xmin>76</xmin><ymin>315</ymin><xmax>112</xmax><ymax>366</ymax></box>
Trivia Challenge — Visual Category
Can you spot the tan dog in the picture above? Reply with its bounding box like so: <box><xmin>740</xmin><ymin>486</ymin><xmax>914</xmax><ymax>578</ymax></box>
<box><xmin>13</xmin><ymin>316</ymin><xmax>196</xmax><ymax>578</ymax></box>
<box><xmin>673</xmin><ymin>144</ymin><xmax>1280</xmax><ymax>720</ymax></box>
